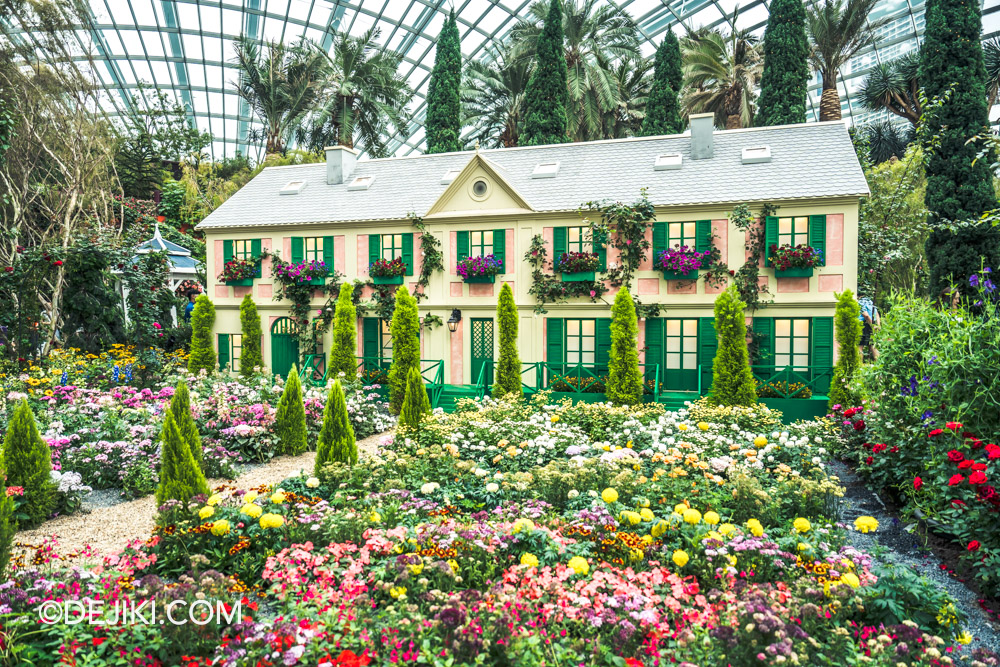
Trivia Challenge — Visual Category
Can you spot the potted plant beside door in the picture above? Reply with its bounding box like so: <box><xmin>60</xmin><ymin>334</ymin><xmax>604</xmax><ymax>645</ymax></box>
<box><xmin>656</xmin><ymin>245</ymin><xmax>711</xmax><ymax>280</ymax></box>
<box><xmin>556</xmin><ymin>251</ymin><xmax>600</xmax><ymax>282</ymax></box>
<box><xmin>769</xmin><ymin>244</ymin><xmax>823</xmax><ymax>277</ymax></box>
<box><xmin>218</xmin><ymin>258</ymin><xmax>257</xmax><ymax>286</ymax></box>
<box><xmin>369</xmin><ymin>257</ymin><xmax>407</xmax><ymax>285</ymax></box>
<box><xmin>457</xmin><ymin>254</ymin><xmax>503</xmax><ymax>284</ymax></box>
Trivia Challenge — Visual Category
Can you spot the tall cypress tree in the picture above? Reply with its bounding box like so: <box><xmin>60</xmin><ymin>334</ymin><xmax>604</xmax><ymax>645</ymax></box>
<box><xmin>274</xmin><ymin>366</ymin><xmax>308</xmax><ymax>455</ymax></box>
<box><xmin>755</xmin><ymin>0</ymin><xmax>809</xmax><ymax>126</ymax></box>
<box><xmin>388</xmin><ymin>285</ymin><xmax>421</xmax><ymax>415</ymax></box>
<box><xmin>1</xmin><ymin>400</ymin><xmax>55</xmax><ymax>527</ymax></box>
<box><xmin>709</xmin><ymin>287</ymin><xmax>758</xmax><ymax>407</ymax></box>
<box><xmin>239</xmin><ymin>294</ymin><xmax>263</xmax><ymax>376</ymax></box>
<box><xmin>170</xmin><ymin>382</ymin><xmax>203</xmax><ymax>466</ymax></box>
<box><xmin>315</xmin><ymin>380</ymin><xmax>356</xmax><ymax>472</ymax></box>
<box><xmin>492</xmin><ymin>283</ymin><xmax>522</xmax><ymax>398</ymax></box>
<box><xmin>155</xmin><ymin>410</ymin><xmax>210</xmax><ymax>509</ymax></box>
<box><xmin>187</xmin><ymin>295</ymin><xmax>216</xmax><ymax>375</ymax></box>
<box><xmin>426</xmin><ymin>11</ymin><xmax>463</xmax><ymax>154</ymax></box>
<box><xmin>330</xmin><ymin>283</ymin><xmax>357</xmax><ymax>378</ymax></box>
<box><xmin>641</xmin><ymin>31</ymin><xmax>683</xmax><ymax>136</ymax></box>
<box><xmin>606</xmin><ymin>289</ymin><xmax>643</xmax><ymax>406</ymax></box>
<box><xmin>919</xmin><ymin>0</ymin><xmax>999</xmax><ymax>295</ymax></box>
<box><xmin>521</xmin><ymin>0</ymin><xmax>569</xmax><ymax>146</ymax></box>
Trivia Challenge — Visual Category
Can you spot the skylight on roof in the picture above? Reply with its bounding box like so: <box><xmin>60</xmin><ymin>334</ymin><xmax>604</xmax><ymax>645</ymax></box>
<box><xmin>440</xmin><ymin>168</ymin><xmax>461</xmax><ymax>185</ymax></box>
<box><xmin>280</xmin><ymin>180</ymin><xmax>307</xmax><ymax>195</ymax></box>
<box><xmin>347</xmin><ymin>175</ymin><xmax>375</xmax><ymax>191</ymax></box>
<box><xmin>741</xmin><ymin>146</ymin><xmax>772</xmax><ymax>164</ymax></box>
<box><xmin>531</xmin><ymin>162</ymin><xmax>559</xmax><ymax>178</ymax></box>
<box><xmin>653</xmin><ymin>153</ymin><xmax>682</xmax><ymax>171</ymax></box>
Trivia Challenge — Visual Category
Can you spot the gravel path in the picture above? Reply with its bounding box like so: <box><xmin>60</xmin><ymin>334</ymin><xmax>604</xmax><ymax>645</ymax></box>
<box><xmin>830</xmin><ymin>460</ymin><xmax>1000</xmax><ymax>651</ymax></box>
<box><xmin>15</xmin><ymin>431</ymin><xmax>390</xmax><ymax>559</ymax></box>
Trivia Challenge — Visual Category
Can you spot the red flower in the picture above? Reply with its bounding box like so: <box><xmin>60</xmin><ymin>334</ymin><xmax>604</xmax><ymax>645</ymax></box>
<box><xmin>865</xmin><ymin>456</ymin><xmax>874</xmax><ymax>464</ymax></box>
<box><xmin>973</xmin><ymin>463</ymin><xmax>988</xmax><ymax>471</ymax></box>
<box><xmin>978</xmin><ymin>486</ymin><xmax>997</xmax><ymax>501</ymax></box>
<box><xmin>53</xmin><ymin>260</ymin><xmax>63</xmax><ymax>266</ymax></box>
<box><xmin>968</xmin><ymin>540</ymin><xmax>981</xmax><ymax>552</ymax></box>
<box><xmin>92</xmin><ymin>637</ymin><xmax>106</xmax><ymax>646</ymax></box>
<box><xmin>913</xmin><ymin>476</ymin><xmax>923</xmax><ymax>490</ymax></box>
<box><xmin>947</xmin><ymin>450</ymin><xmax>964</xmax><ymax>462</ymax></box>
<box><xmin>987</xmin><ymin>444</ymin><xmax>1000</xmax><ymax>460</ymax></box>
<box><xmin>958</xmin><ymin>460</ymin><xmax>974</xmax><ymax>469</ymax></box>
<box><xmin>334</xmin><ymin>650</ymin><xmax>373</xmax><ymax>667</ymax></box>
<box><xmin>844</xmin><ymin>408</ymin><xmax>857</xmax><ymax>418</ymax></box>
<box><xmin>3</xmin><ymin>267</ymin><xmax>11</xmax><ymax>272</ymax></box>
<box><xmin>948</xmin><ymin>474</ymin><xmax>966</xmax><ymax>486</ymax></box>
<box><xmin>872</xmin><ymin>443</ymin><xmax>887</xmax><ymax>453</ymax></box>
<box><xmin>929</xmin><ymin>429</ymin><xmax>945</xmax><ymax>437</ymax></box>
<box><xmin>969</xmin><ymin>471</ymin><xmax>988</xmax><ymax>485</ymax></box>
<box><xmin>952</xmin><ymin>499</ymin><xmax>966</xmax><ymax>508</ymax></box>
<box><xmin>946</xmin><ymin>421</ymin><xmax>963</xmax><ymax>430</ymax></box>
<box><xmin>853</xmin><ymin>420</ymin><xmax>866</xmax><ymax>431</ymax></box>
<box><xmin>625</xmin><ymin>660</ymin><xmax>644</xmax><ymax>667</ymax></box>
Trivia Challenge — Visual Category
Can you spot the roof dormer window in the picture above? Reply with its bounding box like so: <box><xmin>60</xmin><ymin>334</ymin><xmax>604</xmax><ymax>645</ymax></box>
<box><xmin>440</xmin><ymin>168</ymin><xmax>462</xmax><ymax>185</ymax></box>
<box><xmin>532</xmin><ymin>162</ymin><xmax>559</xmax><ymax>178</ymax></box>
<box><xmin>280</xmin><ymin>180</ymin><xmax>307</xmax><ymax>195</ymax></box>
<box><xmin>741</xmin><ymin>146</ymin><xmax>772</xmax><ymax>164</ymax></box>
<box><xmin>347</xmin><ymin>175</ymin><xmax>374</xmax><ymax>191</ymax></box>
<box><xmin>653</xmin><ymin>153</ymin><xmax>682</xmax><ymax>171</ymax></box>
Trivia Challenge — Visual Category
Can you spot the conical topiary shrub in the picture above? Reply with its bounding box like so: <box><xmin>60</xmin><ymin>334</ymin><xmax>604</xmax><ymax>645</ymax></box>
<box><xmin>170</xmin><ymin>381</ymin><xmax>203</xmax><ymax>466</ymax></box>
<box><xmin>240</xmin><ymin>294</ymin><xmax>263</xmax><ymax>376</ymax></box>
<box><xmin>274</xmin><ymin>365</ymin><xmax>308</xmax><ymax>455</ymax></box>
<box><xmin>710</xmin><ymin>286</ymin><xmax>758</xmax><ymax>407</ymax></box>
<box><xmin>493</xmin><ymin>282</ymin><xmax>522</xmax><ymax>399</ymax></box>
<box><xmin>606</xmin><ymin>288</ymin><xmax>643</xmax><ymax>406</ymax></box>
<box><xmin>155</xmin><ymin>410</ymin><xmax>210</xmax><ymax>509</ymax></box>
<box><xmin>330</xmin><ymin>283</ymin><xmax>358</xmax><ymax>379</ymax></box>
<box><xmin>829</xmin><ymin>290</ymin><xmax>863</xmax><ymax>408</ymax></box>
<box><xmin>388</xmin><ymin>285</ymin><xmax>420</xmax><ymax>415</ymax></box>
<box><xmin>399</xmin><ymin>365</ymin><xmax>431</xmax><ymax>432</ymax></box>
<box><xmin>315</xmin><ymin>380</ymin><xmax>357</xmax><ymax>473</ymax></box>
<box><xmin>187</xmin><ymin>295</ymin><xmax>217</xmax><ymax>375</ymax></box>
<box><xmin>1</xmin><ymin>400</ymin><xmax>55</xmax><ymax>527</ymax></box>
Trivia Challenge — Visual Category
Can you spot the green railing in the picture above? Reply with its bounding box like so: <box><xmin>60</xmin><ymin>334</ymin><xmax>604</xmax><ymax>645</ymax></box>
<box><xmin>697</xmin><ymin>363</ymin><xmax>833</xmax><ymax>398</ymax></box>
<box><xmin>354</xmin><ymin>356</ymin><xmax>445</xmax><ymax>409</ymax></box>
<box><xmin>300</xmin><ymin>354</ymin><xmax>327</xmax><ymax>386</ymax></box>
<box><xmin>474</xmin><ymin>361</ymin><xmax>660</xmax><ymax>402</ymax></box>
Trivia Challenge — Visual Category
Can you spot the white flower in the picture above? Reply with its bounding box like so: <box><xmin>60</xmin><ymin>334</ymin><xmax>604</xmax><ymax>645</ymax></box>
<box><xmin>485</xmin><ymin>482</ymin><xmax>500</xmax><ymax>493</ymax></box>
<box><xmin>306</xmin><ymin>477</ymin><xmax>320</xmax><ymax>488</ymax></box>
<box><xmin>568</xmin><ymin>489</ymin><xmax>579</xmax><ymax>499</ymax></box>
<box><xmin>420</xmin><ymin>482</ymin><xmax>440</xmax><ymax>495</ymax></box>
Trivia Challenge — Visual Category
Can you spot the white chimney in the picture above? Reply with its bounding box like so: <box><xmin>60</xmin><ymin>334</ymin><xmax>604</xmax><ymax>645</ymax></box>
<box><xmin>689</xmin><ymin>113</ymin><xmax>715</xmax><ymax>160</ymax></box>
<box><xmin>325</xmin><ymin>145</ymin><xmax>359</xmax><ymax>184</ymax></box>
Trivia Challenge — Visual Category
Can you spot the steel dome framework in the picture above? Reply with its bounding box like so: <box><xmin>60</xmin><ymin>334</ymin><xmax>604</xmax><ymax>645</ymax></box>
<box><xmin>8</xmin><ymin>0</ymin><xmax>999</xmax><ymax>160</ymax></box>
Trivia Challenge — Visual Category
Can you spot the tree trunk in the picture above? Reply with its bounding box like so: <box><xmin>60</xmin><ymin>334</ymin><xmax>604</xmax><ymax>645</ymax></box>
<box><xmin>819</xmin><ymin>86</ymin><xmax>842</xmax><ymax>121</ymax></box>
<box><xmin>726</xmin><ymin>114</ymin><xmax>742</xmax><ymax>130</ymax></box>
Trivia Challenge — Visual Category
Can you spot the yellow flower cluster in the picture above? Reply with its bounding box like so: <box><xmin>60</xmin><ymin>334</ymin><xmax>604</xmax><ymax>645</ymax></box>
<box><xmin>853</xmin><ymin>516</ymin><xmax>878</xmax><ymax>534</ymax></box>
<box><xmin>259</xmin><ymin>513</ymin><xmax>284</xmax><ymax>529</ymax></box>
<box><xmin>567</xmin><ymin>556</ymin><xmax>589</xmax><ymax>575</ymax></box>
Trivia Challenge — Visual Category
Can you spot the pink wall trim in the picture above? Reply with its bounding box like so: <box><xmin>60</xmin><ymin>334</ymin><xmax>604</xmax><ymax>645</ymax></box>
<box><xmin>542</xmin><ymin>228</ymin><xmax>554</xmax><ymax>268</ymax></box>
<box><xmin>413</xmin><ymin>232</ymin><xmax>423</xmax><ymax>277</ymax></box>
<box><xmin>637</xmin><ymin>319</ymin><xmax>646</xmax><ymax>364</ymax></box>
<box><xmin>313</xmin><ymin>289</ymin><xmax>324</xmax><ymax>299</ymax></box>
<box><xmin>234</xmin><ymin>285</ymin><xmax>252</xmax><ymax>299</ymax></box>
<box><xmin>638</xmin><ymin>278</ymin><xmax>659</xmax><ymax>295</ymax></box>
<box><xmin>449</xmin><ymin>231</ymin><xmax>458</xmax><ymax>275</ymax></box>
<box><xmin>359</xmin><ymin>285</ymin><xmax>374</xmax><ymax>299</ymax></box>
<box><xmin>358</xmin><ymin>235</ymin><xmax>369</xmax><ymax>276</ymax></box>
<box><xmin>257</xmin><ymin>284</ymin><xmax>273</xmax><ymax>299</ymax></box>
<box><xmin>214</xmin><ymin>285</ymin><xmax>229</xmax><ymax>298</ymax></box>
<box><xmin>818</xmin><ymin>274</ymin><xmax>843</xmax><ymax>292</ymax></box>
<box><xmin>356</xmin><ymin>319</ymin><xmax>364</xmax><ymax>356</ymax></box>
<box><xmin>758</xmin><ymin>275</ymin><xmax>769</xmax><ymax>292</ymax></box>
<box><xmin>450</xmin><ymin>282</ymin><xmax>464</xmax><ymax>297</ymax></box>
<box><xmin>450</xmin><ymin>319</ymin><xmax>463</xmax><ymax>384</ymax></box>
<box><xmin>603</xmin><ymin>279</ymin><xmax>616</xmax><ymax>294</ymax></box>
<box><xmin>745</xmin><ymin>218</ymin><xmax>764</xmax><ymax>267</ymax></box>
<box><xmin>505</xmin><ymin>228</ymin><xmax>514</xmax><ymax>273</ymax></box>
<box><xmin>283</xmin><ymin>237</ymin><xmax>291</xmax><ymax>262</ymax></box>
<box><xmin>260</xmin><ymin>238</ymin><xmax>273</xmax><ymax>277</ymax></box>
<box><xmin>777</xmin><ymin>277</ymin><xmax>810</xmax><ymax>293</ymax></box>
<box><xmin>542</xmin><ymin>319</ymin><xmax>547</xmax><ymax>361</ymax></box>
<box><xmin>826</xmin><ymin>214</ymin><xmax>844</xmax><ymax>266</ymax></box>
<box><xmin>334</xmin><ymin>235</ymin><xmax>346</xmax><ymax>273</ymax></box>
<box><xmin>667</xmin><ymin>280</ymin><xmax>697</xmax><ymax>295</ymax></box>
<box><xmin>469</xmin><ymin>282</ymin><xmax>494</xmax><ymax>297</ymax></box>
<box><xmin>213</xmin><ymin>240</ymin><xmax>224</xmax><ymax>275</ymax></box>
<box><xmin>269</xmin><ymin>315</ymin><xmax>280</xmax><ymax>327</ymax></box>
<box><xmin>639</xmin><ymin>226</ymin><xmax>654</xmax><ymax>270</ymax></box>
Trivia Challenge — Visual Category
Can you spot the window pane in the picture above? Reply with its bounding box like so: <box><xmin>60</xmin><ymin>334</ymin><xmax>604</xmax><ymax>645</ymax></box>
<box><xmin>667</xmin><ymin>353</ymin><xmax>680</xmax><ymax>369</ymax></box>
<box><xmin>794</xmin><ymin>320</ymin><xmax>810</xmax><ymax>336</ymax></box>
<box><xmin>567</xmin><ymin>319</ymin><xmax>579</xmax><ymax>335</ymax></box>
<box><xmin>683</xmin><ymin>222</ymin><xmax>696</xmax><ymax>239</ymax></box>
<box><xmin>483</xmin><ymin>230</ymin><xmax>493</xmax><ymax>245</ymax></box>
<box><xmin>683</xmin><ymin>320</ymin><xmax>697</xmax><ymax>336</ymax></box>
<box><xmin>582</xmin><ymin>320</ymin><xmax>595</xmax><ymax>336</ymax></box>
<box><xmin>582</xmin><ymin>338</ymin><xmax>594</xmax><ymax>352</ymax></box>
<box><xmin>666</xmin><ymin>319</ymin><xmax>680</xmax><ymax>336</ymax></box>
<box><xmin>775</xmin><ymin>338</ymin><xmax>790</xmax><ymax>354</ymax></box>
<box><xmin>779</xmin><ymin>219</ymin><xmax>791</xmax><ymax>234</ymax></box>
<box><xmin>667</xmin><ymin>337</ymin><xmax>681</xmax><ymax>352</ymax></box>
<box><xmin>794</xmin><ymin>217</ymin><xmax>808</xmax><ymax>234</ymax></box>
<box><xmin>794</xmin><ymin>338</ymin><xmax>809</xmax><ymax>354</ymax></box>
<box><xmin>569</xmin><ymin>228</ymin><xmax>581</xmax><ymax>243</ymax></box>
<box><xmin>775</xmin><ymin>353</ymin><xmax>790</xmax><ymax>366</ymax></box>
<box><xmin>775</xmin><ymin>319</ymin><xmax>791</xmax><ymax>336</ymax></box>
<box><xmin>794</xmin><ymin>354</ymin><xmax>809</xmax><ymax>367</ymax></box>
<box><xmin>582</xmin><ymin>352</ymin><xmax>594</xmax><ymax>364</ymax></box>
<box><xmin>683</xmin><ymin>353</ymin><xmax>697</xmax><ymax>368</ymax></box>
<box><xmin>567</xmin><ymin>337</ymin><xmax>579</xmax><ymax>352</ymax></box>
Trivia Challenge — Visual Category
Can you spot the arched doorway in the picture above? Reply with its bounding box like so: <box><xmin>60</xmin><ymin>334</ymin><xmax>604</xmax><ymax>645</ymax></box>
<box><xmin>270</xmin><ymin>317</ymin><xmax>299</xmax><ymax>378</ymax></box>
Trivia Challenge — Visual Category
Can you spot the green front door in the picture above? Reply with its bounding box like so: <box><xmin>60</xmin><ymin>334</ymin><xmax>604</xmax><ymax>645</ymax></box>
<box><xmin>270</xmin><ymin>317</ymin><xmax>300</xmax><ymax>378</ymax></box>
<box><xmin>471</xmin><ymin>318</ymin><xmax>494</xmax><ymax>387</ymax></box>
<box><xmin>664</xmin><ymin>319</ymin><xmax>699</xmax><ymax>391</ymax></box>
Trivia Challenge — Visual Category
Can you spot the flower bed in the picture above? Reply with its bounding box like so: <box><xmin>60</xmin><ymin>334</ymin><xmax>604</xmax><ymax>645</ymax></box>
<box><xmin>769</xmin><ymin>244</ymin><xmax>822</xmax><ymax>277</ymax></box>
<box><xmin>369</xmin><ymin>257</ymin><xmax>407</xmax><ymax>285</ymax></box>
<box><xmin>456</xmin><ymin>254</ymin><xmax>502</xmax><ymax>283</ymax></box>
<box><xmin>655</xmin><ymin>245</ymin><xmax>710</xmax><ymax>280</ymax></box>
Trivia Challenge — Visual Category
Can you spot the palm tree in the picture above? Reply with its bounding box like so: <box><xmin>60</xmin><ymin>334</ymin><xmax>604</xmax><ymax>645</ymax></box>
<box><xmin>604</xmin><ymin>55</ymin><xmax>653</xmax><ymax>138</ymax></box>
<box><xmin>300</xmin><ymin>28</ymin><xmax>412</xmax><ymax>158</ymax></box>
<box><xmin>984</xmin><ymin>37</ymin><xmax>1000</xmax><ymax>110</ymax></box>
<box><xmin>859</xmin><ymin>51</ymin><xmax>921</xmax><ymax>126</ymax></box>
<box><xmin>462</xmin><ymin>42</ymin><xmax>532</xmax><ymax>148</ymax></box>
<box><xmin>231</xmin><ymin>36</ymin><xmax>330</xmax><ymax>155</ymax></box>
<box><xmin>510</xmin><ymin>0</ymin><xmax>640</xmax><ymax>141</ymax></box>
<box><xmin>860</xmin><ymin>119</ymin><xmax>911</xmax><ymax>164</ymax></box>
<box><xmin>806</xmin><ymin>0</ymin><xmax>891</xmax><ymax>121</ymax></box>
<box><xmin>681</xmin><ymin>23</ymin><xmax>763</xmax><ymax>129</ymax></box>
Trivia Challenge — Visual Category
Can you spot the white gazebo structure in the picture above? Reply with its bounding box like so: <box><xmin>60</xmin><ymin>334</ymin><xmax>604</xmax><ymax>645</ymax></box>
<box><xmin>121</xmin><ymin>224</ymin><xmax>203</xmax><ymax>326</ymax></box>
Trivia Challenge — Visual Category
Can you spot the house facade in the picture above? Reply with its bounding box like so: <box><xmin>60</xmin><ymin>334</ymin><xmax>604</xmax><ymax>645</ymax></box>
<box><xmin>195</xmin><ymin>115</ymin><xmax>868</xmax><ymax>408</ymax></box>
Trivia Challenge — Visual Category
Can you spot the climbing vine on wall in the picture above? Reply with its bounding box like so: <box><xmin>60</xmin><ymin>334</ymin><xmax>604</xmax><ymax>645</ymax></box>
<box><xmin>524</xmin><ymin>234</ymin><xmax>608</xmax><ymax>314</ymax></box>
<box><xmin>582</xmin><ymin>190</ymin><xmax>655</xmax><ymax>290</ymax></box>
<box><xmin>730</xmin><ymin>202</ymin><xmax>777</xmax><ymax>362</ymax></box>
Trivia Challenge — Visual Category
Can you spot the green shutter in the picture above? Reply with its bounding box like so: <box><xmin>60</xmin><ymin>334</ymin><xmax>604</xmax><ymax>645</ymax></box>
<box><xmin>552</xmin><ymin>227</ymin><xmax>567</xmax><ymax>268</ymax></box>
<box><xmin>546</xmin><ymin>318</ymin><xmax>564</xmax><ymax>369</ymax></box>
<box><xmin>595</xmin><ymin>318</ymin><xmax>611</xmax><ymax>371</ymax></box>
<box><xmin>402</xmin><ymin>233</ymin><xmax>414</xmax><ymax>276</ymax></box>
<box><xmin>764</xmin><ymin>216</ymin><xmax>779</xmax><ymax>266</ymax></box>
<box><xmin>698</xmin><ymin>317</ymin><xmax>717</xmax><ymax>394</ymax></box>
<box><xmin>251</xmin><ymin>239</ymin><xmax>262</xmax><ymax>277</ymax></box>
<box><xmin>223</xmin><ymin>240</ymin><xmax>233</xmax><ymax>265</ymax></box>
<box><xmin>753</xmin><ymin>317</ymin><xmax>774</xmax><ymax>368</ymax></box>
<box><xmin>368</xmin><ymin>234</ymin><xmax>381</xmax><ymax>271</ymax></box>
<box><xmin>218</xmin><ymin>334</ymin><xmax>230</xmax><ymax>371</ymax></box>
<box><xmin>652</xmin><ymin>221</ymin><xmax>667</xmax><ymax>265</ymax></box>
<box><xmin>362</xmin><ymin>318</ymin><xmax>379</xmax><ymax>361</ymax></box>
<box><xmin>290</xmin><ymin>237</ymin><xmax>304</xmax><ymax>264</ymax></box>
<box><xmin>593</xmin><ymin>229</ymin><xmax>607</xmax><ymax>272</ymax></box>
<box><xmin>695</xmin><ymin>220</ymin><xmax>712</xmax><ymax>254</ymax></box>
<box><xmin>811</xmin><ymin>317</ymin><xmax>834</xmax><ymax>393</ymax></box>
<box><xmin>809</xmin><ymin>215</ymin><xmax>827</xmax><ymax>266</ymax></box>
<box><xmin>644</xmin><ymin>318</ymin><xmax>664</xmax><ymax>382</ymax></box>
<box><xmin>493</xmin><ymin>228</ymin><xmax>506</xmax><ymax>272</ymax></box>
<box><xmin>322</xmin><ymin>236</ymin><xmax>334</xmax><ymax>270</ymax></box>
<box><xmin>456</xmin><ymin>230</ymin><xmax>470</xmax><ymax>262</ymax></box>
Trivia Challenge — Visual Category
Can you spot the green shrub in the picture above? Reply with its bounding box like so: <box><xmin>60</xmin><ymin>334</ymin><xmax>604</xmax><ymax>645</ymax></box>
<box><xmin>710</xmin><ymin>287</ymin><xmax>758</xmax><ymax>407</ymax></box>
<box><xmin>828</xmin><ymin>290</ymin><xmax>862</xmax><ymax>408</ymax></box>
<box><xmin>606</xmin><ymin>288</ymin><xmax>642</xmax><ymax>405</ymax></box>
<box><xmin>330</xmin><ymin>283</ymin><xmax>357</xmax><ymax>379</ymax></box>
<box><xmin>187</xmin><ymin>295</ymin><xmax>216</xmax><ymax>375</ymax></box>
<box><xmin>170</xmin><ymin>381</ymin><xmax>203</xmax><ymax>466</ymax></box>
<box><xmin>155</xmin><ymin>410</ymin><xmax>209</xmax><ymax>510</ymax></box>
<box><xmin>1</xmin><ymin>400</ymin><xmax>55</xmax><ymax>527</ymax></box>
<box><xmin>492</xmin><ymin>282</ymin><xmax>521</xmax><ymax>398</ymax></box>
<box><xmin>520</xmin><ymin>0</ymin><xmax>568</xmax><ymax>146</ymax></box>
<box><xmin>274</xmin><ymin>365</ymin><xmax>308</xmax><ymax>455</ymax></box>
<box><xmin>388</xmin><ymin>285</ymin><xmax>420</xmax><ymax>415</ymax></box>
<box><xmin>239</xmin><ymin>294</ymin><xmax>263</xmax><ymax>375</ymax></box>
<box><xmin>315</xmin><ymin>380</ymin><xmax>357</xmax><ymax>473</ymax></box>
<box><xmin>399</xmin><ymin>365</ymin><xmax>431</xmax><ymax>432</ymax></box>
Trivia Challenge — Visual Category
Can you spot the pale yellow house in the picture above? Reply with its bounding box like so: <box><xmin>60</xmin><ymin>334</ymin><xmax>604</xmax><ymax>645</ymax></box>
<box><xmin>195</xmin><ymin>115</ymin><xmax>868</xmax><ymax>412</ymax></box>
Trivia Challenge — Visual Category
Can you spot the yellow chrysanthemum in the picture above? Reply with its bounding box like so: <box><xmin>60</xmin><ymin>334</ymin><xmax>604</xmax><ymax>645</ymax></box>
<box><xmin>210</xmin><ymin>519</ymin><xmax>230</xmax><ymax>536</ymax></box>
<box><xmin>753</xmin><ymin>436</ymin><xmax>768</xmax><ymax>447</ymax></box>
<box><xmin>389</xmin><ymin>586</ymin><xmax>407</xmax><ymax>599</ymax></box>
<box><xmin>854</xmin><ymin>516</ymin><xmax>879</xmax><ymax>534</ymax></box>
<box><xmin>601</xmin><ymin>488</ymin><xmax>619</xmax><ymax>504</ymax></box>
<box><xmin>447</xmin><ymin>559</ymin><xmax>459</xmax><ymax>573</ymax></box>
<box><xmin>703</xmin><ymin>511</ymin><xmax>720</xmax><ymax>526</ymax></box>
<box><xmin>697</xmin><ymin>422</ymin><xmax>710</xmax><ymax>431</ymax></box>
<box><xmin>674</xmin><ymin>503</ymin><xmax>688</xmax><ymax>515</ymax></box>
<box><xmin>793</xmin><ymin>518</ymin><xmax>811</xmax><ymax>534</ymax></box>
<box><xmin>719</xmin><ymin>523</ymin><xmax>736</xmax><ymax>536</ymax></box>
<box><xmin>567</xmin><ymin>556</ymin><xmax>590</xmax><ymax>576</ymax></box>
<box><xmin>368</xmin><ymin>511</ymin><xmax>382</xmax><ymax>523</ymax></box>
<box><xmin>840</xmin><ymin>572</ymin><xmax>861</xmax><ymax>588</ymax></box>
<box><xmin>747</xmin><ymin>519</ymin><xmax>764</xmax><ymax>537</ymax></box>
<box><xmin>678</xmin><ymin>424</ymin><xmax>688</xmax><ymax>431</ymax></box>
<box><xmin>207</xmin><ymin>494</ymin><xmax>224</xmax><ymax>506</ymax></box>
<box><xmin>639</xmin><ymin>508</ymin><xmax>655</xmax><ymax>522</ymax></box>
<box><xmin>682</xmin><ymin>509</ymin><xmax>702</xmax><ymax>525</ymax></box>
<box><xmin>259</xmin><ymin>513</ymin><xmax>284</xmax><ymax>529</ymax></box>
<box><xmin>241</xmin><ymin>503</ymin><xmax>263</xmax><ymax>518</ymax></box>
<box><xmin>520</xmin><ymin>553</ymin><xmax>539</xmax><ymax>567</ymax></box>
<box><xmin>198</xmin><ymin>506</ymin><xmax>214</xmax><ymax>520</ymax></box>
<box><xmin>270</xmin><ymin>491</ymin><xmax>286</xmax><ymax>504</ymax></box>
<box><xmin>672</xmin><ymin>550</ymin><xmax>689</xmax><ymax>568</ymax></box>
<box><xmin>244</xmin><ymin>491</ymin><xmax>259</xmax><ymax>503</ymax></box>
<box><xmin>651</xmin><ymin>520</ymin><xmax>668</xmax><ymax>538</ymax></box>
<box><xmin>512</xmin><ymin>518</ymin><xmax>535</xmax><ymax>534</ymax></box>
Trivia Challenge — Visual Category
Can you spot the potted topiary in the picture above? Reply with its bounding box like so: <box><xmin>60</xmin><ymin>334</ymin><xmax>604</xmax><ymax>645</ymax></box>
<box><xmin>456</xmin><ymin>254</ymin><xmax>503</xmax><ymax>283</ymax></box>
<box><xmin>369</xmin><ymin>257</ymin><xmax>407</xmax><ymax>285</ymax></box>
<box><xmin>769</xmin><ymin>244</ymin><xmax>823</xmax><ymax>277</ymax></box>
<box><xmin>273</xmin><ymin>259</ymin><xmax>330</xmax><ymax>286</ymax></box>
<box><xmin>656</xmin><ymin>245</ymin><xmax>710</xmax><ymax>280</ymax></box>
<box><xmin>218</xmin><ymin>258</ymin><xmax>257</xmax><ymax>286</ymax></box>
<box><xmin>556</xmin><ymin>251</ymin><xmax>600</xmax><ymax>282</ymax></box>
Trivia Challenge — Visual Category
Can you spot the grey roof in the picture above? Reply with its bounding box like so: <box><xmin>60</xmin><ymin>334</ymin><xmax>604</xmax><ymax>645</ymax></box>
<box><xmin>196</xmin><ymin>121</ymin><xmax>869</xmax><ymax>230</ymax></box>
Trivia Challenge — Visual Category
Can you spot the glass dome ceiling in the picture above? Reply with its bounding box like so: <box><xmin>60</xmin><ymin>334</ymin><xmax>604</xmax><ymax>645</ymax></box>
<box><xmin>11</xmin><ymin>0</ymin><xmax>999</xmax><ymax>160</ymax></box>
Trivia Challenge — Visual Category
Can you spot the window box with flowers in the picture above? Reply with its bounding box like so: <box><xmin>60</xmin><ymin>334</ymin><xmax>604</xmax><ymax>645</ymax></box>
<box><xmin>274</xmin><ymin>259</ymin><xmax>330</xmax><ymax>286</ymax></box>
<box><xmin>769</xmin><ymin>244</ymin><xmax>823</xmax><ymax>277</ymax></box>
<box><xmin>656</xmin><ymin>245</ymin><xmax>711</xmax><ymax>280</ymax></box>
<box><xmin>369</xmin><ymin>257</ymin><xmax>407</xmax><ymax>285</ymax></box>
<box><xmin>456</xmin><ymin>254</ymin><xmax>503</xmax><ymax>283</ymax></box>
<box><xmin>557</xmin><ymin>252</ymin><xmax>600</xmax><ymax>282</ymax></box>
<box><xmin>218</xmin><ymin>259</ymin><xmax>258</xmax><ymax>286</ymax></box>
